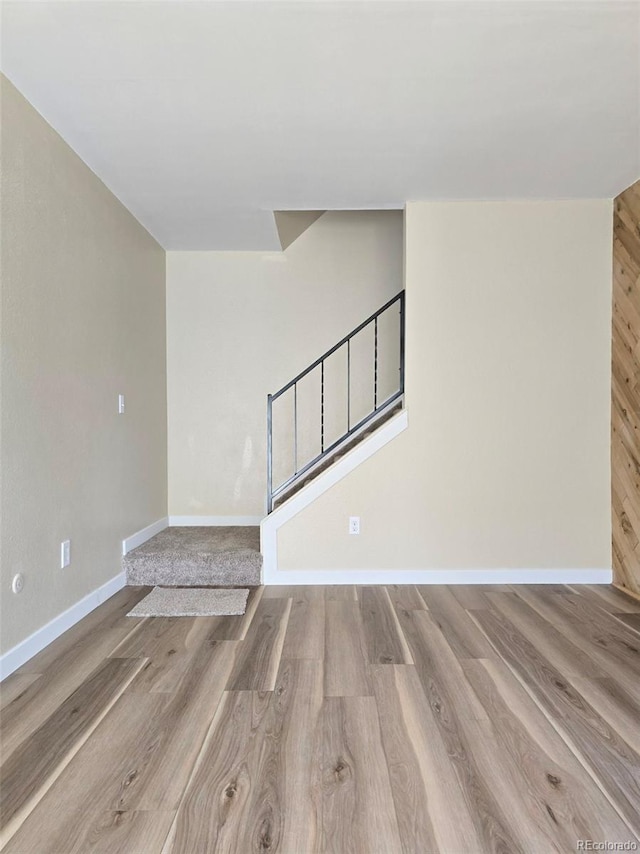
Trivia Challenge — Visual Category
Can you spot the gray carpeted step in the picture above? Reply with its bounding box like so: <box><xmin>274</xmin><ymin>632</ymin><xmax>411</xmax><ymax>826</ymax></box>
<box><xmin>123</xmin><ymin>526</ymin><xmax>262</xmax><ymax>587</ymax></box>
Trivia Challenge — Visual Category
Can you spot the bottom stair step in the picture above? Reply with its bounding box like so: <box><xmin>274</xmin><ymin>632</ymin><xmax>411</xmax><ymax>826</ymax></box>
<box><xmin>123</xmin><ymin>526</ymin><xmax>262</xmax><ymax>587</ymax></box>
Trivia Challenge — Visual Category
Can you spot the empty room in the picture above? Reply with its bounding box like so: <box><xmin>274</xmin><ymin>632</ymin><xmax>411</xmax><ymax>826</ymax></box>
<box><xmin>1</xmin><ymin>1</ymin><xmax>640</xmax><ymax>852</ymax></box>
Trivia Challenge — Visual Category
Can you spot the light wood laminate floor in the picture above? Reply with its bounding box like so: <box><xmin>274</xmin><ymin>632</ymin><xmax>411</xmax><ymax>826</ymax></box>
<box><xmin>1</xmin><ymin>583</ymin><xmax>640</xmax><ymax>853</ymax></box>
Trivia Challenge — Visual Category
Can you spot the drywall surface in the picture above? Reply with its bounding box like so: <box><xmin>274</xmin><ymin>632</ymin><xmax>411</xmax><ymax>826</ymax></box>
<box><xmin>166</xmin><ymin>211</ymin><xmax>403</xmax><ymax>517</ymax></box>
<box><xmin>277</xmin><ymin>200</ymin><xmax>613</xmax><ymax>572</ymax></box>
<box><xmin>612</xmin><ymin>178</ymin><xmax>640</xmax><ymax>597</ymax></box>
<box><xmin>0</xmin><ymin>76</ymin><xmax>167</xmax><ymax>654</ymax></box>
<box><xmin>3</xmin><ymin>2</ymin><xmax>638</xmax><ymax>249</ymax></box>
<box><xmin>274</xmin><ymin>211</ymin><xmax>326</xmax><ymax>250</ymax></box>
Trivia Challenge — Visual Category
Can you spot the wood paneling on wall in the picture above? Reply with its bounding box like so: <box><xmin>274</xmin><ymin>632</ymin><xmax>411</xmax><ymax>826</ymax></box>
<box><xmin>612</xmin><ymin>178</ymin><xmax>640</xmax><ymax>597</ymax></box>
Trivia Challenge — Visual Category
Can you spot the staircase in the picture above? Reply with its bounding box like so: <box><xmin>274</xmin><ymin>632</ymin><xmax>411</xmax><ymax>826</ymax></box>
<box><xmin>124</xmin><ymin>290</ymin><xmax>405</xmax><ymax>588</ymax></box>
<box><xmin>268</xmin><ymin>290</ymin><xmax>405</xmax><ymax>512</ymax></box>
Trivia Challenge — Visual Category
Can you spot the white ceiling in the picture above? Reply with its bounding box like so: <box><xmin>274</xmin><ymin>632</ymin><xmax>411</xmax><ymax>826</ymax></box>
<box><xmin>2</xmin><ymin>1</ymin><xmax>639</xmax><ymax>250</ymax></box>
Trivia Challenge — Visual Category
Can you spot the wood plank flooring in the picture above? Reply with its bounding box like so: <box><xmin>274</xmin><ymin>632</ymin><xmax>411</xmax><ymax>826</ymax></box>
<box><xmin>1</xmin><ymin>583</ymin><xmax>640</xmax><ymax>853</ymax></box>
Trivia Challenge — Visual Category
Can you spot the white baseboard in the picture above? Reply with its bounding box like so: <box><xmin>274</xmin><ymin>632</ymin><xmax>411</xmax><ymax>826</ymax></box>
<box><xmin>169</xmin><ymin>515</ymin><xmax>263</xmax><ymax>526</ymax></box>
<box><xmin>261</xmin><ymin>409</ymin><xmax>409</xmax><ymax>580</ymax></box>
<box><xmin>122</xmin><ymin>516</ymin><xmax>169</xmax><ymax>556</ymax></box>
<box><xmin>0</xmin><ymin>572</ymin><xmax>126</xmax><ymax>681</ymax></box>
<box><xmin>265</xmin><ymin>568</ymin><xmax>613</xmax><ymax>585</ymax></box>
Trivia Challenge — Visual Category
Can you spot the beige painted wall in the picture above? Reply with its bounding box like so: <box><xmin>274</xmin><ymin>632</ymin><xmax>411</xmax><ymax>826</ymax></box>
<box><xmin>0</xmin><ymin>76</ymin><xmax>167</xmax><ymax>654</ymax></box>
<box><xmin>274</xmin><ymin>211</ymin><xmax>325</xmax><ymax>250</ymax></box>
<box><xmin>278</xmin><ymin>200</ymin><xmax>613</xmax><ymax>571</ymax></box>
<box><xmin>166</xmin><ymin>211</ymin><xmax>403</xmax><ymax>517</ymax></box>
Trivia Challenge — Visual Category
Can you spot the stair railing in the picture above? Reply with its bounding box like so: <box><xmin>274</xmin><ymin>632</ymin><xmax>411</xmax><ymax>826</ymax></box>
<box><xmin>267</xmin><ymin>290</ymin><xmax>405</xmax><ymax>512</ymax></box>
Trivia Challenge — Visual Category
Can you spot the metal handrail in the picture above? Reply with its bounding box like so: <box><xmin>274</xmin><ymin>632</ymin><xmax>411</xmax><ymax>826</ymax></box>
<box><xmin>269</xmin><ymin>291</ymin><xmax>404</xmax><ymax>402</ymax></box>
<box><xmin>267</xmin><ymin>289</ymin><xmax>405</xmax><ymax>512</ymax></box>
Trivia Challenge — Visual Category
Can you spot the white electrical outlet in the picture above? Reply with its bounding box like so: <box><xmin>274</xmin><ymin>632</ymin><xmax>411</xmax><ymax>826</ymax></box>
<box><xmin>12</xmin><ymin>573</ymin><xmax>24</xmax><ymax>594</ymax></box>
<box><xmin>61</xmin><ymin>539</ymin><xmax>71</xmax><ymax>569</ymax></box>
<box><xmin>349</xmin><ymin>516</ymin><xmax>360</xmax><ymax>535</ymax></box>
<box><xmin>118</xmin><ymin>394</ymin><xmax>125</xmax><ymax>414</ymax></box>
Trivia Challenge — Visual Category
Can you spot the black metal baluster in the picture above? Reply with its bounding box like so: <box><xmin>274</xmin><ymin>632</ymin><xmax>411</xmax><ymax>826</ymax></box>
<box><xmin>399</xmin><ymin>291</ymin><xmax>405</xmax><ymax>394</ymax></box>
<box><xmin>347</xmin><ymin>339</ymin><xmax>351</xmax><ymax>431</ymax></box>
<box><xmin>294</xmin><ymin>382</ymin><xmax>298</xmax><ymax>475</ymax></box>
<box><xmin>374</xmin><ymin>316</ymin><xmax>378</xmax><ymax>410</ymax></box>
<box><xmin>267</xmin><ymin>393</ymin><xmax>273</xmax><ymax>513</ymax></box>
<box><xmin>321</xmin><ymin>359</ymin><xmax>325</xmax><ymax>453</ymax></box>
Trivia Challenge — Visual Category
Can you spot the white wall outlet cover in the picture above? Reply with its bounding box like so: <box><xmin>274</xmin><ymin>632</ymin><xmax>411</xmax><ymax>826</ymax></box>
<box><xmin>118</xmin><ymin>393</ymin><xmax>125</xmax><ymax>414</ymax></box>
<box><xmin>12</xmin><ymin>573</ymin><xmax>24</xmax><ymax>594</ymax></box>
<box><xmin>61</xmin><ymin>539</ymin><xmax>71</xmax><ymax>569</ymax></box>
<box><xmin>349</xmin><ymin>516</ymin><xmax>360</xmax><ymax>535</ymax></box>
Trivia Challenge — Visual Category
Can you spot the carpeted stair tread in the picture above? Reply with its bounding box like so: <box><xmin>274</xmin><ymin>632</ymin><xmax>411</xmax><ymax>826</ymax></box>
<box><xmin>123</xmin><ymin>526</ymin><xmax>262</xmax><ymax>587</ymax></box>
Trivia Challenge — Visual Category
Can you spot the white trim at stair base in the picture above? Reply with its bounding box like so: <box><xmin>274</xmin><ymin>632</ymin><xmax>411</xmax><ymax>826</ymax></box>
<box><xmin>122</xmin><ymin>516</ymin><xmax>169</xmax><ymax>556</ymax></box>
<box><xmin>261</xmin><ymin>409</ymin><xmax>409</xmax><ymax>582</ymax></box>
<box><xmin>264</xmin><ymin>568</ymin><xmax>613</xmax><ymax>586</ymax></box>
<box><xmin>0</xmin><ymin>572</ymin><xmax>126</xmax><ymax>681</ymax></box>
<box><xmin>169</xmin><ymin>516</ymin><xmax>263</xmax><ymax>526</ymax></box>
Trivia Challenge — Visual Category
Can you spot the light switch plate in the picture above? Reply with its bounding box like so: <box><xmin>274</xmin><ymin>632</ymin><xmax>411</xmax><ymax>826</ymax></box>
<box><xmin>61</xmin><ymin>539</ymin><xmax>71</xmax><ymax>568</ymax></box>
